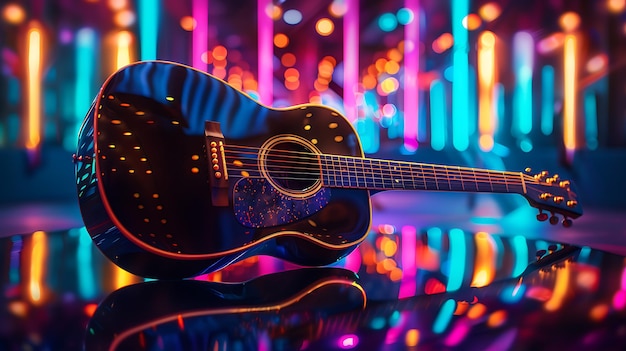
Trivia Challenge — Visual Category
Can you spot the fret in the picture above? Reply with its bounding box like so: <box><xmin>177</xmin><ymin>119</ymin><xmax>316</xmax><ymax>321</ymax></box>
<box><xmin>503</xmin><ymin>171</ymin><xmax>509</xmax><ymax>192</ymax></box>
<box><xmin>447</xmin><ymin>166</ymin><xmax>465</xmax><ymax>192</ymax></box>
<box><xmin>368</xmin><ymin>159</ymin><xmax>380</xmax><ymax>189</ymax></box>
<box><xmin>473</xmin><ymin>169</ymin><xmax>489</xmax><ymax>192</ymax></box>
<box><xmin>334</xmin><ymin>155</ymin><xmax>342</xmax><ymax>187</ymax></box>
<box><xmin>319</xmin><ymin>154</ymin><xmax>524</xmax><ymax>195</ymax></box>
<box><xmin>418</xmin><ymin>164</ymin><xmax>427</xmax><ymax>190</ymax></box>
<box><xmin>443</xmin><ymin>166</ymin><xmax>452</xmax><ymax>191</ymax></box>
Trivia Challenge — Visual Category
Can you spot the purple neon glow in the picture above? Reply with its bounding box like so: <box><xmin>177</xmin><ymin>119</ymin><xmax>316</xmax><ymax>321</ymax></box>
<box><xmin>257</xmin><ymin>0</ymin><xmax>273</xmax><ymax>105</ymax></box>
<box><xmin>403</xmin><ymin>0</ymin><xmax>420</xmax><ymax>151</ymax></box>
<box><xmin>399</xmin><ymin>225</ymin><xmax>417</xmax><ymax>298</ymax></box>
<box><xmin>343</xmin><ymin>0</ymin><xmax>359</xmax><ymax>122</ymax></box>
<box><xmin>192</xmin><ymin>0</ymin><xmax>208</xmax><ymax>71</ymax></box>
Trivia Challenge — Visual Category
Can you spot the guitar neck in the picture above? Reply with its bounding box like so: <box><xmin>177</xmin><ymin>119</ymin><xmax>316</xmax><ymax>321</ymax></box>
<box><xmin>320</xmin><ymin>154</ymin><xmax>527</xmax><ymax>195</ymax></box>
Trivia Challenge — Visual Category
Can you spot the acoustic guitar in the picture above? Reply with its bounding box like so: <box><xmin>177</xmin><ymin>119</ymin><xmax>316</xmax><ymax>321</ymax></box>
<box><xmin>74</xmin><ymin>61</ymin><xmax>582</xmax><ymax>279</ymax></box>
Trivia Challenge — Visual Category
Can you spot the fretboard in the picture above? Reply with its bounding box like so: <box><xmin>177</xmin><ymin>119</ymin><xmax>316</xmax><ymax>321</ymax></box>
<box><xmin>319</xmin><ymin>155</ymin><xmax>526</xmax><ymax>195</ymax></box>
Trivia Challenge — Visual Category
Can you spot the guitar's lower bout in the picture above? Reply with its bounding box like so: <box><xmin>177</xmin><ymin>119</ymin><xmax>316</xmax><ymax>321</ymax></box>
<box><xmin>75</xmin><ymin>61</ymin><xmax>372</xmax><ymax>278</ymax></box>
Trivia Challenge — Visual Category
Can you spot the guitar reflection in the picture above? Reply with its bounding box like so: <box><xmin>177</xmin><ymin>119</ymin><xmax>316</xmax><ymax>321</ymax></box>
<box><xmin>84</xmin><ymin>267</ymin><xmax>366</xmax><ymax>351</ymax></box>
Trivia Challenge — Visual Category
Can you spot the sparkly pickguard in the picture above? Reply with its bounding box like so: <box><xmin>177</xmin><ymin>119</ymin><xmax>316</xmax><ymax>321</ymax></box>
<box><xmin>233</xmin><ymin>178</ymin><xmax>330</xmax><ymax>228</ymax></box>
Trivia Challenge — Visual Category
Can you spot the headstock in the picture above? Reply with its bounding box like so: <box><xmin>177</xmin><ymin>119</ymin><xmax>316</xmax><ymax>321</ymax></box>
<box><xmin>521</xmin><ymin>168</ymin><xmax>583</xmax><ymax>227</ymax></box>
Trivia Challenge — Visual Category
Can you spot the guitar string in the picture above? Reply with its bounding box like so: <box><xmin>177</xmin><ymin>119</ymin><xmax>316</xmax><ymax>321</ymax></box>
<box><xmin>220</xmin><ymin>158</ymin><xmax>538</xmax><ymax>188</ymax></box>
<box><xmin>223</xmin><ymin>144</ymin><xmax>535</xmax><ymax>181</ymax></box>
<box><xmin>221</xmin><ymin>147</ymin><xmax>538</xmax><ymax>185</ymax></box>
<box><xmin>220</xmin><ymin>148</ymin><xmax>543</xmax><ymax>188</ymax></box>
<box><xmin>221</xmin><ymin>158</ymin><xmax>528</xmax><ymax>187</ymax></box>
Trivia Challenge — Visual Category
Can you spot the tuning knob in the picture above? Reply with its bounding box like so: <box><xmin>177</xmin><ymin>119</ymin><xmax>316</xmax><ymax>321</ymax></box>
<box><xmin>562</xmin><ymin>218</ymin><xmax>573</xmax><ymax>228</ymax></box>
<box><xmin>549</xmin><ymin>214</ymin><xmax>559</xmax><ymax>225</ymax></box>
<box><xmin>537</xmin><ymin>211</ymin><xmax>548</xmax><ymax>222</ymax></box>
<box><xmin>536</xmin><ymin>249</ymin><xmax>547</xmax><ymax>261</ymax></box>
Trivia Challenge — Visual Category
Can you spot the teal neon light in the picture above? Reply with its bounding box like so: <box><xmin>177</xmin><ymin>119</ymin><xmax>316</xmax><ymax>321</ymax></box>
<box><xmin>447</xmin><ymin>228</ymin><xmax>466</xmax><ymax>291</ymax></box>
<box><xmin>451</xmin><ymin>0</ymin><xmax>469</xmax><ymax>151</ymax></box>
<box><xmin>541</xmin><ymin>65</ymin><xmax>555</xmax><ymax>135</ymax></box>
<box><xmin>430</xmin><ymin>79</ymin><xmax>446</xmax><ymax>150</ymax></box>
<box><xmin>584</xmin><ymin>90</ymin><xmax>598</xmax><ymax>149</ymax></box>
<box><xmin>75</xmin><ymin>228</ymin><xmax>97</xmax><ymax>299</ymax></box>
<box><xmin>433</xmin><ymin>299</ymin><xmax>457</xmax><ymax>334</ymax></box>
<box><xmin>71</xmin><ymin>28</ymin><xmax>96</xmax><ymax>151</ymax></box>
<box><xmin>511</xmin><ymin>235</ymin><xmax>528</xmax><ymax>277</ymax></box>
<box><xmin>512</xmin><ymin>32</ymin><xmax>534</xmax><ymax>136</ymax></box>
<box><xmin>138</xmin><ymin>0</ymin><xmax>160</xmax><ymax>60</ymax></box>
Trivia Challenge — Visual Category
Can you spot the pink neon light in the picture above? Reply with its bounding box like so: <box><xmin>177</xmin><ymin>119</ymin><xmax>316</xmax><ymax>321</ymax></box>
<box><xmin>343</xmin><ymin>245</ymin><xmax>362</xmax><ymax>273</ymax></box>
<box><xmin>403</xmin><ymin>0</ymin><xmax>420</xmax><ymax>151</ymax></box>
<box><xmin>192</xmin><ymin>0</ymin><xmax>208</xmax><ymax>71</ymax></box>
<box><xmin>398</xmin><ymin>225</ymin><xmax>417</xmax><ymax>298</ymax></box>
<box><xmin>343</xmin><ymin>0</ymin><xmax>359</xmax><ymax>122</ymax></box>
<box><xmin>257</xmin><ymin>0</ymin><xmax>273</xmax><ymax>105</ymax></box>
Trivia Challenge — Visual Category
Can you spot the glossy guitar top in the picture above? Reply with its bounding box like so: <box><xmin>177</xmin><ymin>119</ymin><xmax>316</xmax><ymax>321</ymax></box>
<box><xmin>75</xmin><ymin>61</ymin><xmax>582</xmax><ymax>279</ymax></box>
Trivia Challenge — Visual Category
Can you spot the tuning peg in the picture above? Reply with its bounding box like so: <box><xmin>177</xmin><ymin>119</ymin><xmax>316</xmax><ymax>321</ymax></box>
<box><xmin>548</xmin><ymin>244</ymin><xmax>558</xmax><ymax>253</ymax></box>
<box><xmin>549</xmin><ymin>214</ymin><xmax>559</xmax><ymax>225</ymax></box>
<box><xmin>536</xmin><ymin>211</ymin><xmax>548</xmax><ymax>222</ymax></box>
<box><xmin>524</xmin><ymin>167</ymin><xmax>532</xmax><ymax>173</ymax></box>
<box><xmin>536</xmin><ymin>249</ymin><xmax>547</xmax><ymax>261</ymax></box>
<box><xmin>562</xmin><ymin>218</ymin><xmax>573</xmax><ymax>228</ymax></box>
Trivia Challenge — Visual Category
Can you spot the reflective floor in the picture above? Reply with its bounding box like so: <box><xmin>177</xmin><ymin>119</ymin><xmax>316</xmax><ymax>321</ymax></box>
<box><xmin>3</xmin><ymin>200</ymin><xmax>626</xmax><ymax>350</ymax></box>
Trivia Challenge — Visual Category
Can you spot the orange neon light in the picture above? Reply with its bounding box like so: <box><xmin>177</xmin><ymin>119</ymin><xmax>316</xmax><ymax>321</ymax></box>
<box><xmin>29</xmin><ymin>231</ymin><xmax>47</xmax><ymax>304</ymax></box>
<box><xmin>478</xmin><ymin>31</ymin><xmax>496</xmax><ymax>152</ymax></box>
<box><xmin>26</xmin><ymin>26</ymin><xmax>43</xmax><ymax>150</ymax></box>
<box><xmin>114</xmin><ymin>266</ymin><xmax>138</xmax><ymax>290</ymax></box>
<box><xmin>545</xmin><ymin>260</ymin><xmax>571</xmax><ymax>311</ymax></box>
<box><xmin>116</xmin><ymin>31</ymin><xmax>133</xmax><ymax>69</ymax></box>
<box><xmin>470</xmin><ymin>232</ymin><xmax>496</xmax><ymax>287</ymax></box>
<box><xmin>563</xmin><ymin>34</ymin><xmax>577</xmax><ymax>152</ymax></box>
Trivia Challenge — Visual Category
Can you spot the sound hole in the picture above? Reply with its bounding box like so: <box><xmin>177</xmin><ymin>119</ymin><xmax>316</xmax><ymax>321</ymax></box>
<box><xmin>265</xmin><ymin>141</ymin><xmax>320</xmax><ymax>195</ymax></box>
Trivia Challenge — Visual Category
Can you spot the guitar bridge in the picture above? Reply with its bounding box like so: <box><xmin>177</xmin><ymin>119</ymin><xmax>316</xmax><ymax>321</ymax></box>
<box><xmin>204</xmin><ymin>121</ymin><xmax>229</xmax><ymax>206</ymax></box>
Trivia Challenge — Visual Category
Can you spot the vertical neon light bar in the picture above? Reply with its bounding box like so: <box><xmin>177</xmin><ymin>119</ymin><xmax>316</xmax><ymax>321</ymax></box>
<box><xmin>29</xmin><ymin>231</ymin><xmax>46</xmax><ymax>304</ymax></box>
<box><xmin>399</xmin><ymin>225</ymin><xmax>417</xmax><ymax>298</ymax></box>
<box><xmin>512</xmin><ymin>32</ymin><xmax>534</xmax><ymax>138</ymax></box>
<box><xmin>25</xmin><ymin>25</ymin><xmax>43</xmax><ymax>151</ymax></box>
<box><xmin>511</xmin><ymin>235</ymin><xmax>528</xmax><ymax>277</ymax></box>
<box><xmin>257</xmin><ymin>0</ymin><xmax>273</xmax><ymax>105</ymax></box>
<box><xmin>447</xmin><ymin>228</ymin><xmax>466</xmax><ymax>292</ymax></box>
<box><xmin>76</xmin><ymin>228</ymin><xmax>96</xmax><ymax>299</ymax></box>
<box><xmin>193</xmin><ymin>0</ymin><xmax>208</xmax><ymax>71</ymax></box>
<box><xmin>451</xmin><ymin>0</ymin><xmax>469</xmax><ymax>151</ymax></box>
<box><xmin>138</xmin><ymin>0</ymin><xmax>160</xmax><ymax>60</ymax></box>
<box><xmin>116</xmin><ymin>31</ymin><xmax>133</xmax><ymax>69</ymax></box>
<box><xmin>541</xmin><ymin>65</ymin><xmax>555</xmax><ymax>135</ymax></box>
<box><xmin>477</xmin><ymin>31</ymin><xmax>496</xmax><ymax>152</ymax></box>
<box><xmin>403</xmin><ymin>0</ymin><xmax>419</xmax><ymax>151</ymax></box>
<box><xmin>584</xmin><ymin>91</ymin><xmax>598</xmax><ymax>149</ymax></box>
<box><xmin>430</xmin><ymin>79</ymin><xmax>446</xmax><ymax>150</ymax></box>
<box><xmin>563</xmin><ymin>34</ymin><xmax>577</xmax><ymax>158</ymax></box>
<box><xmin>343</xmin><ymin>0</ymin><xmax>359</xmax><ymax>122</ymax></box>
<box><xmin>72</xmin><ymin>28</ymin><xmax>96</xmax><ymax>151</ymax></box>
<box><xmin>470</xmin><ymin>232</ymin><xmax>496</xmax><ymax>287</ymax></box>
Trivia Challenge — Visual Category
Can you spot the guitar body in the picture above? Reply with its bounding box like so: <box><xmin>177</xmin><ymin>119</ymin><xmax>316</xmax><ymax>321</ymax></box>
<box><xmin>75</xmin><ymin>61</ymin><xmax>371</xmax><ymax>278</ymax></box>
